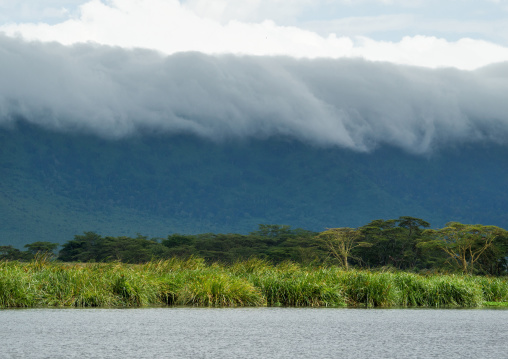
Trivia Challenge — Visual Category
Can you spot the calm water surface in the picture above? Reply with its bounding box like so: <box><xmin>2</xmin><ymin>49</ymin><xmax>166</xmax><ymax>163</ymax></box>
<box><xmin>1</xmin><ymin>307</ymin><xmax>507</xmax><ymax>358</ymax></box>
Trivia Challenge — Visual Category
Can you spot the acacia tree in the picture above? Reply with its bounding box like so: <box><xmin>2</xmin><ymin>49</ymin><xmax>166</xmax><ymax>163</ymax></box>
<box><xmin>0</xmin><ymin>245</ymin><xmax>25</xmax><ymax>260</ymax></box>
<box><xmin>422</xmin><ymin>222</ymin><xmax>507</xmax><ymax>274</ymax></box>
<box><xmin>318</xmin><ymin>227</ymin><xmax>370</xmax><ymax>270</ymax></box>
<box><xmin>24</xmin><ymin>241</ymin><xmax>59</xmax><ymax>257</ymax></box>
<box><xmin>475</xmin><ymin>231</ymin><xmax>508</xmax><ymax>275</ymax></box>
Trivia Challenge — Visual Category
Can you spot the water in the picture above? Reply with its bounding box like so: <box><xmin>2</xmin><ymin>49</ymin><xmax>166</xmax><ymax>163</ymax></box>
<box><xmin>1</xmin><ymin>307</ymin><xmax>507</xmax><ymax>358</ymax></box>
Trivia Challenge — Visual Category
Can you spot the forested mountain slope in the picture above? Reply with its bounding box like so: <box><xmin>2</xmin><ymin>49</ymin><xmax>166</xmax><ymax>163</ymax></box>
<box><xmin>1</xmin><ymin>122</ymin><xmax>507</xmax><ymax>247</ymax></box>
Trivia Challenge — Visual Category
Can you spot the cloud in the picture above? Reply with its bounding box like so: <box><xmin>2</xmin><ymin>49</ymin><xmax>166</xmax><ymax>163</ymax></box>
<box><xmin>2</xmin><ymin>0</ymin><xmax>508</xmax><ymax>69</ymax></box>
<box><xmin>1</xmin><ymin>35</ymin><xmax>508</xmax><ymax>154</ymax></box>
<box><xmin>303</xmin><ymin>14</ymin><xmax>508</xmax><ymax>44</ymax></box>
<box><xmin>182</xmin><ymin>0</ymin><xmax>314</xmax><ymax>24</ymax></box>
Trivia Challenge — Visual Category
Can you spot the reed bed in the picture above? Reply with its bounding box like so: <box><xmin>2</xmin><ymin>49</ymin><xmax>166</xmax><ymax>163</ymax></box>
<box><xmin>1</xmin><ymin>258</ymin><xmax>507</xmax><ymax>308</ymax></box>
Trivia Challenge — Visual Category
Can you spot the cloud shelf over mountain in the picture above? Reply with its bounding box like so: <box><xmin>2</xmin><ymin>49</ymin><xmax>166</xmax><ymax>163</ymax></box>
<box><xmin>1</xmin><ymin>1</ymin><xmax>508</xmax><ymax>154</ymax></box>
<box><xmin>1</xmin><ymin>35</ymin><xmax>508</xmax><ymax>154</ymax></box>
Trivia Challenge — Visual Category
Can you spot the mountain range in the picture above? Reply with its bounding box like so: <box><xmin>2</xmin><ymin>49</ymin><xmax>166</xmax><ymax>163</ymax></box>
<box><xmin>1</xmin><ymin>121</ymin><xmax>507</xmax><ymax>247</ymax></box>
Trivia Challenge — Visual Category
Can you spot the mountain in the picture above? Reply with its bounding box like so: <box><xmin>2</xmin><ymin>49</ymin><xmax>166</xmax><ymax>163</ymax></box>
<box><xmin>1</xmin><ymin>121</ymin><xmax>507</xmax><ymax>247</ymax></box>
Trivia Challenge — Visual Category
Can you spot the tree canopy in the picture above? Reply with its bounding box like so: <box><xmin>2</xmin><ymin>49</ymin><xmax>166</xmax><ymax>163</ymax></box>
<box><xmin>421</xmin><ymin>222</ymin><xmax>508</xmax><ymax>274</ymax></box>
<box><xmin>2</xmin><ymin>219</ymin><xmax>508</xmax><ymax>276</ymax></box>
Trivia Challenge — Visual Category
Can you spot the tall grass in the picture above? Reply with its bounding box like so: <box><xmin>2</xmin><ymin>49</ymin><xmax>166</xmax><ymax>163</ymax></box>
<box><xmin>338</xmin><ymin>270</ymin><xmax>401</xmax><ymax>307</ymax></box>
<box><xmin>392</xmin><ymin>272</ymin><xmax>484</xmax><ymax>307</ymax></box>
<box><xmin>465</xmin><ymin>276</ymin><xmax>508</xmax><ymax>303</ymax></box>
<box><xmin>1</xmin><ymin>258</ymin><xmax>507</xmax><ymax>308</ymax></box>
<box><xmin>240</xmin><ymin>262</ymin><xmax>346</xmax><ymax>307</ymax></box>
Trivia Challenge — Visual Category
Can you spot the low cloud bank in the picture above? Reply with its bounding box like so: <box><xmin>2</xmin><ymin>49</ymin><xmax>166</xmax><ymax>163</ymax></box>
<box><xmin>1</xmin><ymin>36</ymin><xmax>508</xmax><ymax>153</ymax></box>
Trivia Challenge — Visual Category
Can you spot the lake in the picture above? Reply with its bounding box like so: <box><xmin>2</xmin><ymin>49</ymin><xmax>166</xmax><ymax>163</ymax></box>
<box><xmin>1</xmin><ymin>307</ymin><xmax>507</xmax><ymax>358</ymax></box>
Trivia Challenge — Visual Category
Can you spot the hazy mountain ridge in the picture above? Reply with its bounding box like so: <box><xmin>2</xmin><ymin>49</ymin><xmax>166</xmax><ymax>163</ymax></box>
<box><xmin>1</xmin><ymin>122</ymin><xmax>507</xmax><ymax>247</ymax></box>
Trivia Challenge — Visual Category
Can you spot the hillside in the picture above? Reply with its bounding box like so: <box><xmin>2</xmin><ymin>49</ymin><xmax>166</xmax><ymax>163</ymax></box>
<box><xmin>1</xmin><ymin>121</ymin><xmax>508</xmax><ymax>247</ymax></box>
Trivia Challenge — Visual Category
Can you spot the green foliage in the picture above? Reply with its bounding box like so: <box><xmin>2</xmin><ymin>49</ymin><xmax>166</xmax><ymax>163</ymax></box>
<box><xmin>58</xmin><ymin>232</ymin><xmax>167</xmax><ymax>263</ymax></box>
<box><xmin>241</xmin><ymin>262</ymin><xmax>346</xmax><ymax>307</ymax></box>
<box><xmin>1</xmin><ymin>218</ymin><xmax>505</xmax><ymax>277</ymax></box>
<box><xmin>178</xmin><ymin>270</ymin><xmax>263</xmax><ymax>307</ymax></box>
<box><xmin>1</xmin><ymin>243</ymin><xmax>59</xmax><ymax>261</ymax></box>
<box><xmin>483</xmin><ymin>301</ymin><xmax>508</xmax><ymax>307</ymax></box>
<box><xmin>160</xmin><ymin>224</ymin><xmax>323</xmax><ymax>264</ymax></box>
<box><xmin>393</xmin><ymin>273</ymin><xmax>484</xmax><ymax>307</ymax></box>
<box><xmin>1</xmin><ymin>259</ymin><xmax>503</xmax><ymax>309</ymax></box>
<box><xmin>466</xmin><ymin>276</ymin><xmax>508</xmax><ymax>302</ymax></box>
<box><xmin>421</xmin><ymin>223</ymin><xmax>508</xmax><ymax>274</ymax></box>
<box><xmin>0</xmin><ymin>246</ymin><xmax>27</xmax><ymax>261</ymax></box>
<box><xmin>338</xmin><ymin>271</ymin><xmax>401</xmax><ymax>307</ymax></box>
<box><xmin>24</xmin><ymin>242</ymin><xmax>59</xmax><ymax>257</ymax></box>
<box><xmin>357</xmin><ymin>217</ymin><xmax>433</xmax><ymax>270</ymax></box>
<box><xmin>317</xmin><ymin>227</ymin><xmax>370</xmax><ymax>270</ymax></box>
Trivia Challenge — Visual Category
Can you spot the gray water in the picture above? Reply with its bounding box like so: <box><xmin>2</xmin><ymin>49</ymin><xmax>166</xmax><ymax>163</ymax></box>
<box><xmin>1</xmin><ymin>307</ymin><xmax>507</xmax><ymax>358</ymax></box>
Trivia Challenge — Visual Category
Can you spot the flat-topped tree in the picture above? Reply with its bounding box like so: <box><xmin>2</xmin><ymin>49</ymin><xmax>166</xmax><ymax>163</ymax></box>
<box><xmin>422</xmin><ymin>222</ymin><xmax>508</xmax><ymax>274</ymax></box>
<box><xmin>318</xmin><ymin>227</ymin><xmax>371</xmax><ymax>270</ymax></box>
<box><xmin>24</xmin><ymin>241</ymin><xmax>59</xmax><ymax>259</ymax></box>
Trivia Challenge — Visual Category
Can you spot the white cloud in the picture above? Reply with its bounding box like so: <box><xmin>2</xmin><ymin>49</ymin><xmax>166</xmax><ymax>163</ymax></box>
<box><xmin>1</xmin><ymin>35</ymin><xmax>508</xmax><ymax>154</ymax></box>
<box><xmin>1</xmin><ymin>1</ymin><xmax>508</xmax><ymax>158</ymax></box>
<box><xmin>2</xmin><ymin>0</ymin><xmax>508</xmax><ymax>69</ymax></box>
<box><xmin>304</xmin><ymin>14</ymin><xmax>416</xmax><ymax>37</ymax></box>
<box><xmin>182</xmin><ymin>0</ymin><xmax>314</xmax><ymax>24</ymax></box>
<box><xmin>351</xmin><ymin>36</ymin><xmax>508</xmax><ymax>70</ymax></box>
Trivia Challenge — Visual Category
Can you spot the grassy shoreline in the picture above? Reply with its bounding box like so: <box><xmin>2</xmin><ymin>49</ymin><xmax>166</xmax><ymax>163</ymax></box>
<box><xmin>1</xmin><ymin>258</ymin><xmax>507</xmax><ymax>309</ymax></box>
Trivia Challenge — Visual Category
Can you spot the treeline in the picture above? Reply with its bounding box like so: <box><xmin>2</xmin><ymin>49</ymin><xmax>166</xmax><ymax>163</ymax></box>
<box><xmin>1</xmin><ymin>225</ymin><xmax>321</xmax><ymax>264</ymax></box>
<box><xmin>2</xmin><ymin>217</ymin><xmax>508</xmax><ymax>275</ymax></box>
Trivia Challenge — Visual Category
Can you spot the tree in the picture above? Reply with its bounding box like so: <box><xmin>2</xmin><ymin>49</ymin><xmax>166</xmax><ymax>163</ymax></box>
<box><xmin>475</xmin><ymin>236</ymin><xmax>508</xmax><ymax>275</ymax></box>
<box><xmin>58</xmin><ymin>232</ymin><xmax>104</xmax><ymax>262</ymax></box>
<box><xmin>24</xmin><ymin>241</ymin><xmax>59</xmax><ymax>257</ymax></box>
<box><xmin>422</xmin><ymin>222</ymin><xmax>507</xmax><ymax>274</ymax></box>
<box><xmin>395</xmin><ymin>216</ymin><xmax>431</xmax><ymax>269</ymax></box>
<box><xmin>358</xmin><ymin>219</ymin><xmax>399</xmax><ymax>268</ymax></box>
<box><xmin>359</xmin><ymin>217</ymin><xmax>432</xmax><ymax>270</ymax></box>
<box><xmin>397</xmin><ymin>216</ymin><xmax>430</xmax><ymax>237</ymax></box>
<box><xmin>318</xmin><ymin>227</ymin><xmax>370</xmax><ymax>270</ymax></box>
<box><xmin>251</xmin><ymin>224</ymin><xmax>293</xmax><ymax>244</ymax></box>
<box><xmin>0</xmin><ymin>245</ymin><xmax>25</xmax><ymax>261</ymax></box>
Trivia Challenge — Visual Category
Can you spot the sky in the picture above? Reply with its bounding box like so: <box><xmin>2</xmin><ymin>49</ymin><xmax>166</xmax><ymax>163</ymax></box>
<box><xmin>1</xmin><ymin>0</ymin><xmax>508</xmax><ymax>153</ymax></box>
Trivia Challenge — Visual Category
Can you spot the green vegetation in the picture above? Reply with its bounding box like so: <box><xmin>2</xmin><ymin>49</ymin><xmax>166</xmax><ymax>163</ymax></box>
<box><xmin>2</xmin><ymin>215</ymin><xmax>508</xmax><ymax>308</ymax></box>
<box><xmin>3</xmin><ymin>218</ymin><xmax>508</xmax><ymax>276</ymax></box>
<box><xmin>1</xmin><ymin>256</ymin><xmax>507</xmax><ymax>308</ymax></box>
<box><xmin>483</xmin><ymin>302</ymin><xmax>508</xmax><ymax>307</ymax></box>
<box><xmin>317</xmin><ymin>227</ymin><xmax>372</xmax><ymax>271</ymax></box>
<box><xmin>422</xmin><ymin>223</ymin><xmax>507</xmax><ymax>274</ymax></box>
